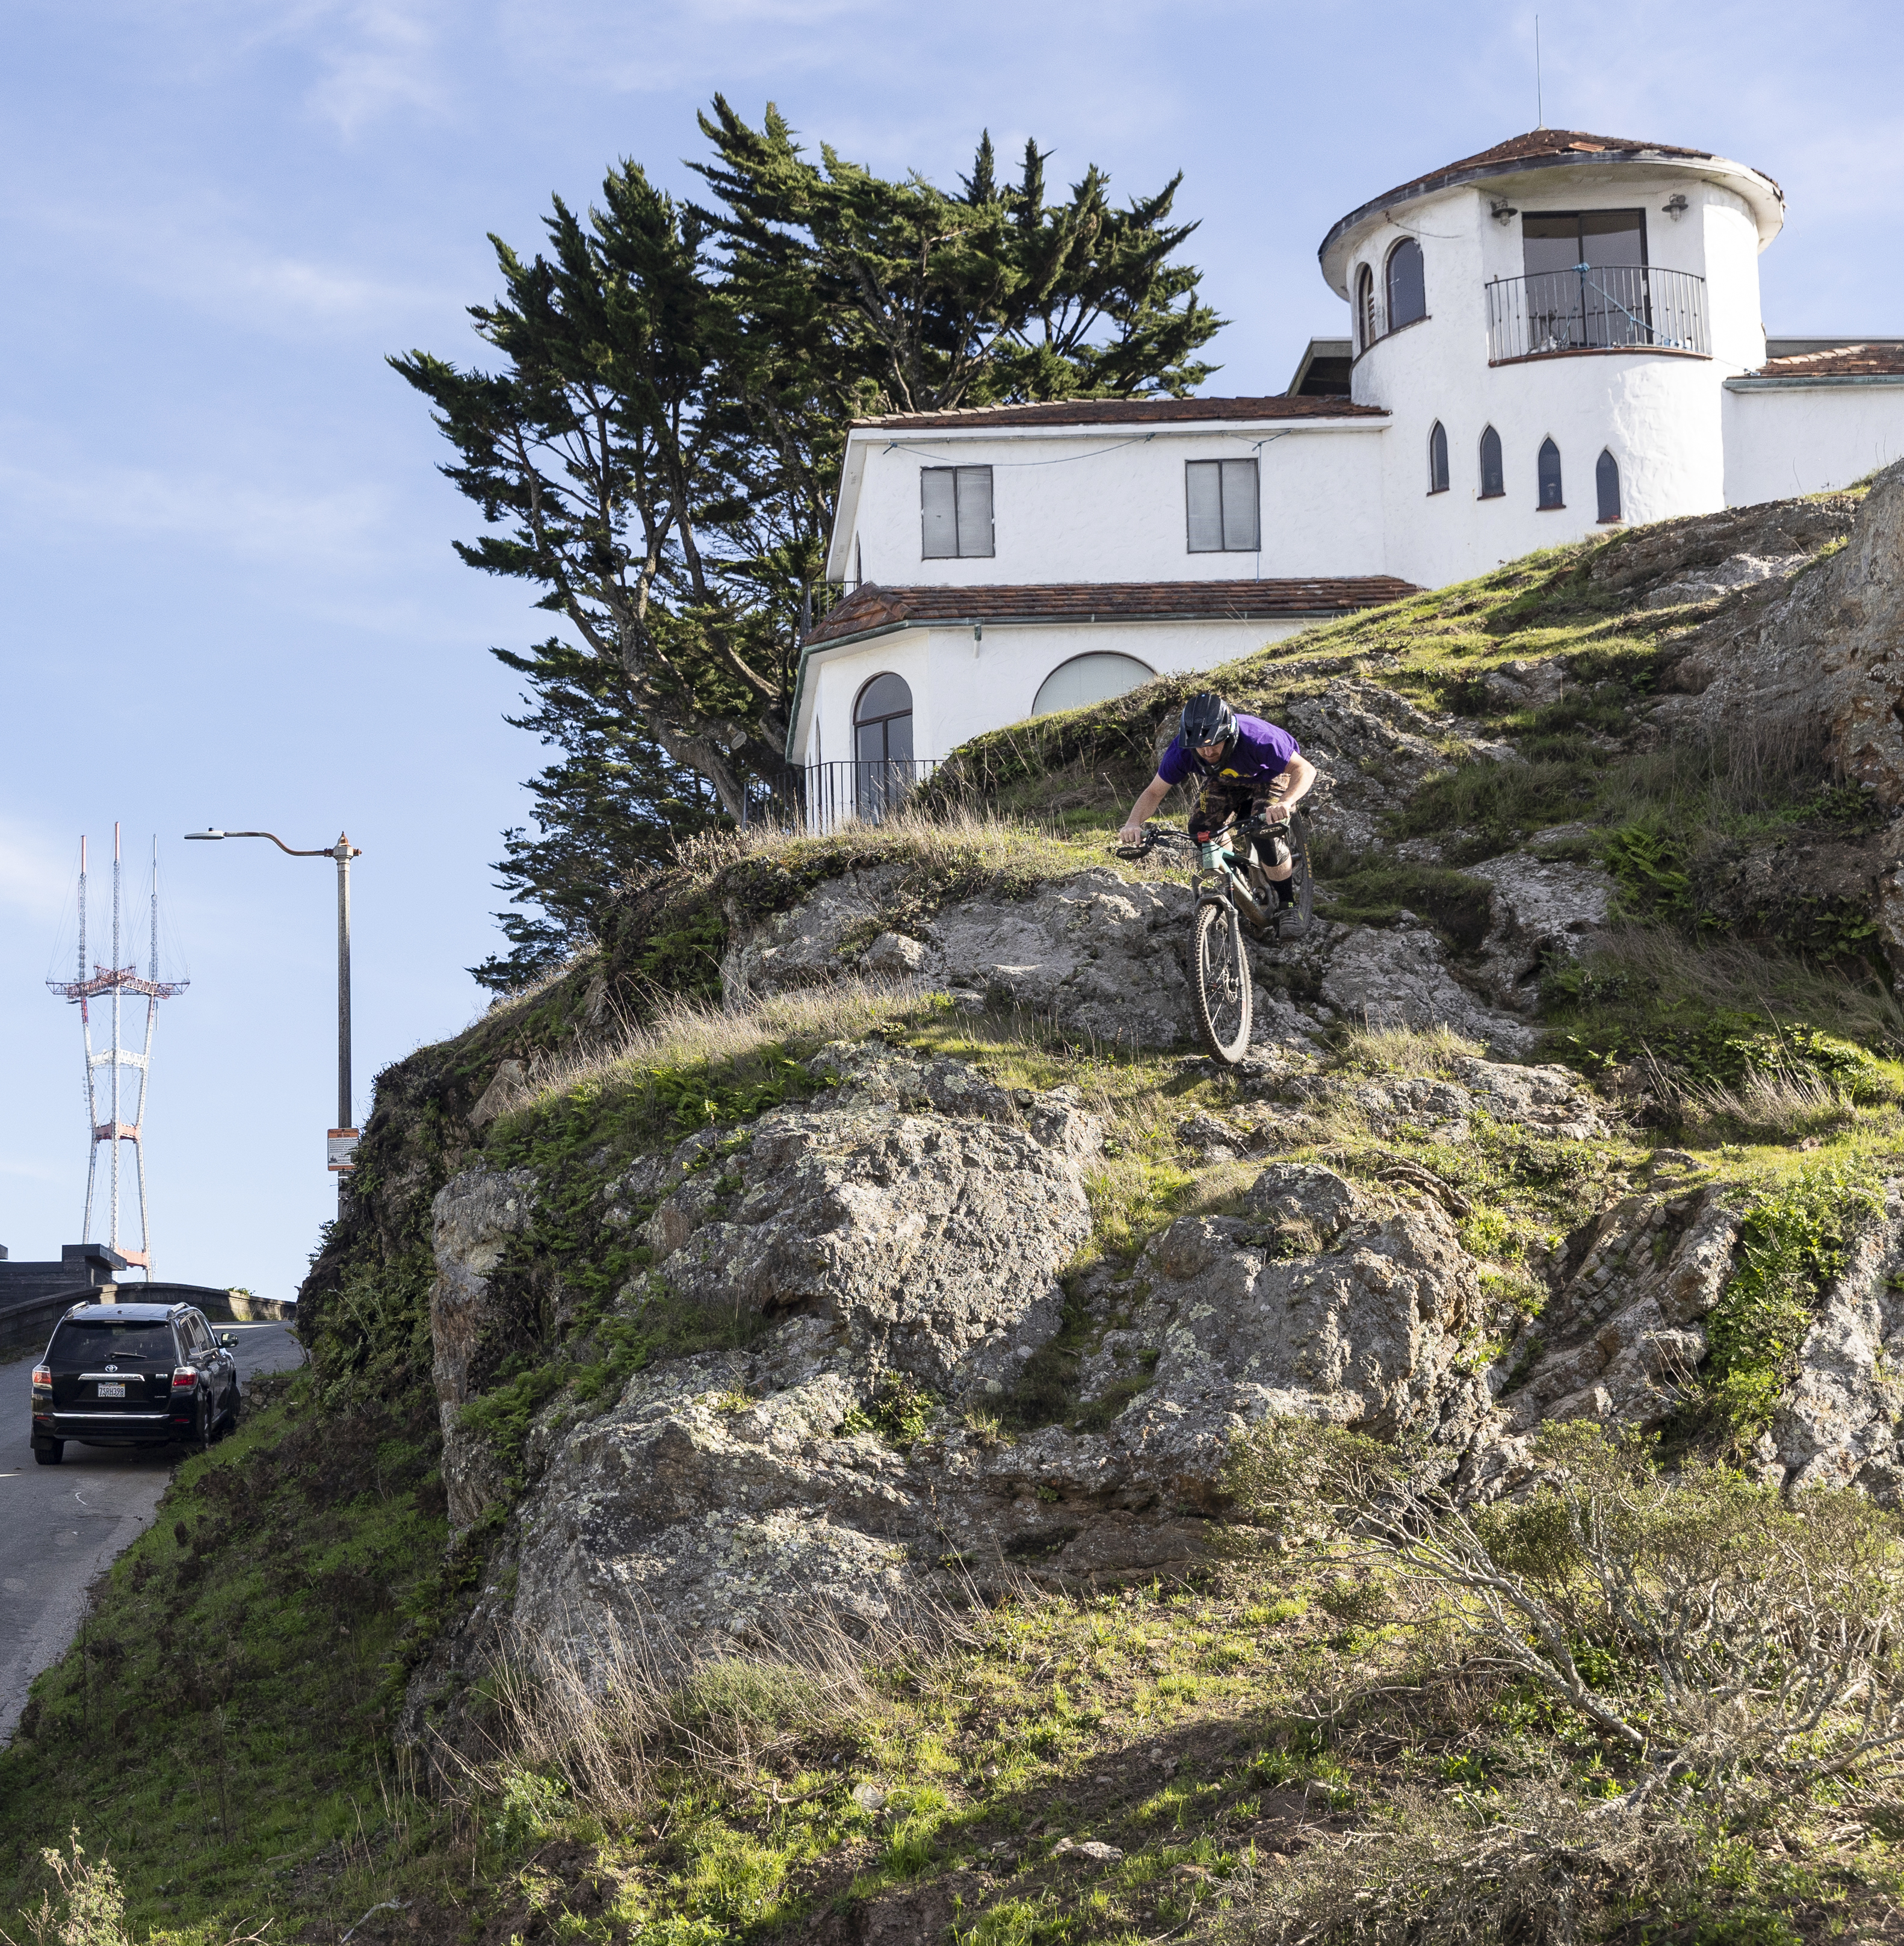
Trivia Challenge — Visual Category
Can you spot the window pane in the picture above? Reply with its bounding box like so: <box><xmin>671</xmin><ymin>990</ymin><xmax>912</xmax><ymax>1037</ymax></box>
<box><xmin>883</xmin><ymin>710</ymin><xmax>914</xmax><ymax>764</ymax></box>
<box><xmin>1580</xmin><ymin>210</ymin><xmax>1646</xmax><ymax>268</ymax></box>
<box><xmin>1596</xmin><ymin>448</ymin><xmax>1622</xmax><ymax>522</ymax></box>
<box><xmin>921</xmin><ymin>469</ymin><xmax>958</xmax><ymax>557</ymax></box>
<box><xmin>856</xmin><ymin>672</ymin><xmax>912</xmax><ymax>722</ymax></box>
<box><xmin>1033</xmin><ymin>652</ymin><xmax>1157</xmax><ymax>716</ymax></box>
<box><xmin>954</xmin><ymin>466</ymin><xmax>993</xmax><ymax>557</ymax></box>
<box><xmin>1356</xmin><ymin>267</ymin><xmax>1376</xmax><ymax>348</ymax></box>
<box><xmin>1521</xmin><ymin>213</ymin><xmax>1580</xmax><ymax>279</ymax></box>
<box><xmin>856</xmin><ymin>719</ymin><xmax>886</xmax><ymax>766</ymax></box>
<box><xmin>1538</xmin><ymin>438</ymin><xmax>1563</xmax><ymax>508</ymax></box>
<box><xmin>1185</xmin><ymin>461</ymin><xmax>1223</xmax><ymax>551</ymax></box>
<box><xmin>1220</xmin><ymin>459</ymin><xmax>1259</xmax><ymax>550</ymax></box>
<box><xmin>1480</xmin><ymin>426</ymin><xmax>1504</xmax><ymax>498</ymax></box>
<box><xmin>1429</xmin><ymin>421</ymin><xmax>1449</xmax><ymax>494</ymax></box>
<box><xmin>1387</xmin><ymin>240</ymin><xmax>1426</xmax><ymax>328</ymax></box>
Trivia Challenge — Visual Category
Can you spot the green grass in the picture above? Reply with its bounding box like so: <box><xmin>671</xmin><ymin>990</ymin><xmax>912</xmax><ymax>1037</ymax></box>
<box><xmin>0</xmin><ymin>1372</ymin><xmax>452</xmax><ymax>1939</ymax></box>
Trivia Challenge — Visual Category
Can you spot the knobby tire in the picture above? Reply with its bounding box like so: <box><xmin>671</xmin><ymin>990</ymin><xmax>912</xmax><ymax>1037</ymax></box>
<box><xmin>1192</xmin><ymin>899</ymin><xmax>1252</xmax><ymax>1065</ymax></box>
<box><xmin>1281</xmin><ymin>811</ymin><xmax>1315</xmax><ymax>939</ymax></box>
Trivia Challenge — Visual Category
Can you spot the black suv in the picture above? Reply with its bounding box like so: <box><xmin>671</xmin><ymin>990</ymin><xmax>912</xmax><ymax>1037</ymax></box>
<box><xmin>31</xmin><ymin>1303</ymin><xmax>240</xmax><ymax>1464</ymax></box>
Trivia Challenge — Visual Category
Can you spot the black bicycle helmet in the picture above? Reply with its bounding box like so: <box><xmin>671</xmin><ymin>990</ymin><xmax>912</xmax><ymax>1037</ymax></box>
<box><xmin>1179</xmin><ymin>691</ymin><xmax>1237</xmax><ymax>751</ymax></box>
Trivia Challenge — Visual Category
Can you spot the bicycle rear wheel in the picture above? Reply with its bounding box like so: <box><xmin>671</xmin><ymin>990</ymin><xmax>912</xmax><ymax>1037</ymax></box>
<box><xmin>1279</xmin><ymin>811</ymin><xmax>1315</xmax><ymax>940</ymax></box>
<box><xmin>1191</xmin><ymin>898</ymin><xmax>1253</xmax><ymax>1065</ymax></box>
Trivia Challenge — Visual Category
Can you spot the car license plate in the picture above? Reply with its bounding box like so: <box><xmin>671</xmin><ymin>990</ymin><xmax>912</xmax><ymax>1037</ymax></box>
<box><xmin>96</xmin><ymin>1382</ymin><xmax>125</xmax><ymax>1399</ymax></box>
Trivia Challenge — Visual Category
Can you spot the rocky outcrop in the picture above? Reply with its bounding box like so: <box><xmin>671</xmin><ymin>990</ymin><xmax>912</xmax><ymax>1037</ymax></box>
<box><xmin>1469</xmin><ymin>854</ymin><xmax>1611</xmax><ymax>1008</ymax></box>
<box><xmin>415</xmin><ymin>1047</ymin><xmax>1529</xmax><ymax>1682</ymax></box>
<box><xmin>1766</xmin><ymin>1186</ymin><xmax>1904</xmax><ymax>1502</ymax></box>
<box><xmin>1651</xmin><ymin>465</ymin><xmax>1904</xmax><ymax>797</ymax></box>
<box><xmin>637</xmin><ymin>1046</ymin><xmax>1097</xmax><ymax>1396</ymax></box>
<box><xmin>431</xmin><ymin>1167</ymin><xmax>539</xmax><ymax>1531</ymax></box>
<box><xmin>1491</xmin><ymin>1189</ymin><xmax>1740</xmax><ymax>1445</ymax></box>
<box><xmin>1317</xmin><ymin>924</ymin><xmax>1537</xmax><ymax>1055</ymax></box>
<box><xmin>1281</xmin><ymin>678</ymin><xmax>1516</xmax><ymax>855</ymax></box>
<box><xmin>723</xmin><ymin>865</ymin><xmax>1199</xmax><ymax>1049</ymax></box>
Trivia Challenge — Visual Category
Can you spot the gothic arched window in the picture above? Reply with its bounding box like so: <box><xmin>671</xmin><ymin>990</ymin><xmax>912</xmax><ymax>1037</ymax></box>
<box><xmin>1538</xmin><ymin>438</ymin><xmax>1564</xmax><ymax>509</ymax></box>
<box><xmin>1596</xmin><ymin>448</ymin><xmax>1622</xmax><ymax>522</ymax></box>
<box><xmin>1479</xmin><ymin>426</ymin><xmax>1504</xmax><ymax>499</ymax></box>
<box><xmin>1427</xmin><ymin>420</ymin><xmax>1450</xmax><ymax>494</ymax></box>
<box><xmin>1356</xmin><ymin>265</ymin><xmax>1377</xmax><ymax>350</ymax></box>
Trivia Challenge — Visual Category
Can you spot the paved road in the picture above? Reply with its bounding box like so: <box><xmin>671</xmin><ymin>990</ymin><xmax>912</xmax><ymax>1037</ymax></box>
<box><xmin>0</xmin><ymin>1320</ymin><xmax>306</xmax><ymax>1741</ymax></box>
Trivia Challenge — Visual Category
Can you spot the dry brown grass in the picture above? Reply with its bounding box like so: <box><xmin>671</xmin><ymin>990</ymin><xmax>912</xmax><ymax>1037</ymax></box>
<box><xmin>1333</xmin><ymin>1023</ymin><xmax>1488</xmax><ymax>1077</ymax></box>
<box><xmin>442</xmin><ymin>1593</ymin><xmax>993</xmax><ymax>1829</ymax></box>
<box><xmin>507</xmin><ymin>979</ymin><xmax>934</xmax><ymax>1121</ymax></box>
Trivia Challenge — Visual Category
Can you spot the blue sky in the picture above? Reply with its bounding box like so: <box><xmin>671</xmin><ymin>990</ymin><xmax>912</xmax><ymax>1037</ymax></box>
<box><xmin>1</xmin><ymin>0</ymin><xmax>1899</xmax><ymax>1299</ymax></box>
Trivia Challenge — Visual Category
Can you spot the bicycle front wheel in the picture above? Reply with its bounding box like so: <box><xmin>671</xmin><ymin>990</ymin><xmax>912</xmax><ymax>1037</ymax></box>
<box><xmin>1191</xmin><ymin>898</ymin><xmax>1253</xmax><ymax>1065</ymax></box>
<box><xmin>1281</xmin><ymin>811</ymin><xmax>1315</xmax><ymax>940</ymax></box>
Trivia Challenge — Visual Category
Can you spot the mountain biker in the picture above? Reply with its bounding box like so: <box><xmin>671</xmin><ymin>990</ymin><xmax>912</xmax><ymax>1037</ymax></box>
<box><xmin>1117</xmin><ymin>692</ymin><xmax>1317</xmax><ymax>908</ymax></box>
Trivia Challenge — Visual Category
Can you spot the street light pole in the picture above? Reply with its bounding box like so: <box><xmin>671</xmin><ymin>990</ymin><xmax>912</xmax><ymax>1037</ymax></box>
<box><xmin>185</xmin><ymin>827</ymin><xmax>363</xmax><ymax>1197</ymax></box>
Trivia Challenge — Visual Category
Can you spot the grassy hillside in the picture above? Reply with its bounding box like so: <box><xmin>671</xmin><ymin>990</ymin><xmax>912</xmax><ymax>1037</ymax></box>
<box><xmin>9</xmin><ymin>495</ymin><xmax>1904</xmax><ymax>1944</ymax></box>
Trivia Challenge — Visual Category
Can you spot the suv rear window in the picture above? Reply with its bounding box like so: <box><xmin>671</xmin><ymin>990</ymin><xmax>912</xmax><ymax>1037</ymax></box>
<box><xmin>49</xmin><ymin>1320</ymin><xmax>177</xmax><ymax>1369</ymax></box>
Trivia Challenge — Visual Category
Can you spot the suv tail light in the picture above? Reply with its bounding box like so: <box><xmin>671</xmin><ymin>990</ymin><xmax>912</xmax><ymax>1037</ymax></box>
<box><xmin>32</xmin><ymin>1366</ymin><xmax>51</xmax><ymax>1388</ymax></box>
<box><xmin>172</xmin><ymin>1366</ymin><xmax>197</xmax><ymax>1391</ymax></box>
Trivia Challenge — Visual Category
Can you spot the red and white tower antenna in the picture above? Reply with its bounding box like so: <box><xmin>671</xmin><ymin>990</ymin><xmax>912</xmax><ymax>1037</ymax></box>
<box><xmin>46</xmin><ymin>826</ymin><xmax>188</xmax><ymax>1275</ymax></box>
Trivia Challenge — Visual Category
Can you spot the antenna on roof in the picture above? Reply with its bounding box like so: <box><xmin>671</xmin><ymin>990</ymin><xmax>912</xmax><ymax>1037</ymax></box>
<box><xmin>1535</xmin><ymin>14</ymin><xmax>1545</xmax><ymax>128</ymax></box>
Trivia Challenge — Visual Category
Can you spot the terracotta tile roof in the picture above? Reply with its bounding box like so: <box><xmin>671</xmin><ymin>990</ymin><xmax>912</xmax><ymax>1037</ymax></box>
<box><xmin>850</xmin><ymin>395</ymin><xmax>1386</xmax><ymax>432</ymax></box>
<box><xmin>805</xmin><ymin>578</ymin><xmax>1420</xmax><ymax>647</ymax></box>
<box><xmin>1752</xmin><ymin>343</ymin><xmax>1904</xmax><ymax>379</ymax></box>
<box><xmin>1365</xmin><ymin>128</ymin><xmax>1731</xmax><ymax>209</ymax></box>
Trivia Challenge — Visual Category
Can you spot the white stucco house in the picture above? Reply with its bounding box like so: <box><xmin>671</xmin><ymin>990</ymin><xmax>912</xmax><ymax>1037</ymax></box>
<box><xmin>788</xmin><ymin>127</ymin><xmax>1904</xmax><ymax>811</ymax></box>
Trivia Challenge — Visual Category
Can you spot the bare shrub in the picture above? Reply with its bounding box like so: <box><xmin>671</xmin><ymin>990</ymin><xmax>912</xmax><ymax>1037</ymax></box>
<box><xmin>1229</xmin><ymin>1419</ymin><xmax>1904</xmax><ymax>1817</ymax></box>
<box><xmin>1230</xmin><ymin>1779</ymin><xmax>1701</xmax><ymax>1946</ymax></box>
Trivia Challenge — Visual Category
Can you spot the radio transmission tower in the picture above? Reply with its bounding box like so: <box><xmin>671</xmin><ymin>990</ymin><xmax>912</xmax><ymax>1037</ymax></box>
<box><xmin>46</xmin><ymin>826</ymin><xmax>188</xmax><ymax>1275</ymax></box>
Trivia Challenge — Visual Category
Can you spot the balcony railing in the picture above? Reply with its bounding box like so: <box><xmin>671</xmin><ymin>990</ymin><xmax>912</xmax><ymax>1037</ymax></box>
<box><xmin>741</xmin><ymin>757</ymin><xmax>941</xmax><ymax>834</ymax></box>
<box><xmin>1485</xmin><ymin>265</ymin><xmax>1708</xmax><ymax>364</ymax></box>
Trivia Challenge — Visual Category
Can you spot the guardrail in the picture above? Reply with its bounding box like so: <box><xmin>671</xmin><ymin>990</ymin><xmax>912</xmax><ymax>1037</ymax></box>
<box><xmin>742</xmin><ymin>758</ymin><xmax>942</xmax><ymax>834</ymax></box>
<box><xmin>1485</xmin><ymin>265</ymin><xmax>1708</xmax><ymax>364</ymax></box>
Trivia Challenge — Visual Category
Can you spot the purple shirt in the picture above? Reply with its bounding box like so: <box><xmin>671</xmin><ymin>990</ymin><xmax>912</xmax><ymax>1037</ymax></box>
<box><xmin>1156</xmin><ymin>713</ymin><xmax>1300</xmax><ymax>789</ymax></box>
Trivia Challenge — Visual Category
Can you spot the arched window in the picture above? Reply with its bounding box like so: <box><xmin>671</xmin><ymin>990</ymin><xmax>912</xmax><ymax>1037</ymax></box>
<box><xmin>1032</xmin><ymin>652</ymin><xmax>1156</xmax><ymax>718</ymax></box>
<box><xmin>1386</xmin><ymin>238</ymin><xmax>1426</xmax><ymax>330</ymax></box>
<box><xmin>1538</xmin><ymin>438</ymin><xmax>1564</xmax><ymax>509</ymax></box>
<box><xmin>1596</xmin><ymin>448</ymin><xmax>1622</xmax><ymax>522</ymax></box>
<box><xmin>1479</xmin><ymin>426</ymin><xmax>1504</xmax><ymax>499</ymax></box>
<box><xmin>1355</xmin><ymin>265</ymin><xmax>1376</xmax><ymax>351</ymax></box>
<box><xmin>1427</xmin><ymin>420</ymin><xmax>1450</xmax><ymax>495</ymax></box>
<box><xmin>853</xmin><ymin>671</ymin><xmax>915</xmax><ymax>820</ymax></box>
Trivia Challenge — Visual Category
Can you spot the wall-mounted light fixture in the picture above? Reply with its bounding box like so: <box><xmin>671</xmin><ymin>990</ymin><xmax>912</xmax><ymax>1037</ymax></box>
<box><xmin>1489</xmin><ymin>199</ymin><xmax>1518</xmax><ymax>225</ymax></box>
<box><xmin>1663</xmin><ymin>193</ymin><xmax>1690</xmax><ymax>220</ymax></box>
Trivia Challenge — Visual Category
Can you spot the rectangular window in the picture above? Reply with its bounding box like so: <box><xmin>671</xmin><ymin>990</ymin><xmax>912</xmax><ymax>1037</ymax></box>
<box><xmin>920</xmin><ymin>466</ymin><xmax>994</xmax><ymax>559</ymax></box>
<box><xmin>1185</xmin><ymin>458</ymin><xmax>1260</xmax><ymax>553</ymax></box>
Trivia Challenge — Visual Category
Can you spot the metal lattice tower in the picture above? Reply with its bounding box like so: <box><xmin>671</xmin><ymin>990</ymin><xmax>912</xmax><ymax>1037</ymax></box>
<box><xmin>46</xmin><ymin>826</ymin><xmax>188</xmax><ymax>1275</ymax></box>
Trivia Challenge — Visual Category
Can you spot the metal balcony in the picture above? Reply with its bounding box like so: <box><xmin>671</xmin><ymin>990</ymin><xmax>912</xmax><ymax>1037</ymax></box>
<box><xmin>1485</xmin><ymin>265</ymin><xmax>1708</xmax><ymax>365</ymax></box>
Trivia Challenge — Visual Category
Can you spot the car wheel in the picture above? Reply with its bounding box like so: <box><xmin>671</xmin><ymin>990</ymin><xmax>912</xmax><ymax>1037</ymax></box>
<box><xmin>222</xmin><ymin>1386</ymin><xmax>242</xmax><ymax>1435</ymax></box>
<box><xmin>194</xmin><ymin>1398</ymin><xmax>212</xmax><ymax>1455</ymax></box>
<box><xmin>33</xmin><ymin>1440</ymin><xmax>63</xmax><ymax>1466</ymax></box>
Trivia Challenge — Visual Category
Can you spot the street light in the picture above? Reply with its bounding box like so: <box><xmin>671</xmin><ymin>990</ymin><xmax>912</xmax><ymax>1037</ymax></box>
<box><xmin>185</xmin><ymin>828</ymin><xmax>363</xmax><ymax>1192</ymax></box>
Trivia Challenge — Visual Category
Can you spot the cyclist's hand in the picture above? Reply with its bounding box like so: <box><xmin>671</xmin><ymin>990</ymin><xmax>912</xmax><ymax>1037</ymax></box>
<box><xmin>1117</xmin><ymin>818</ymin><xmax>1146</xmax><ymax>848</ymax></box>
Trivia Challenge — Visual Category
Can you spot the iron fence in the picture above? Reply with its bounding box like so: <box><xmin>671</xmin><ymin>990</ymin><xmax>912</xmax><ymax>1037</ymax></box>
<box><xmin>740</xmin><ymin>757</ymin><xmax>942</xmax><ymax>833</ymax></box>
<box><xmin>1485</xmin><ymin>265</ymin><xmax>1708</xmax><ymax>364</ymax></box>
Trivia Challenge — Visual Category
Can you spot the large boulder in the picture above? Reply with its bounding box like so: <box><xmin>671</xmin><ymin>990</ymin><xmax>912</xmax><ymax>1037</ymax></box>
<box><xmin>723</xmin><ymin>866</ymin><xmax>1199</xmax><ymax>1049</ymax></box>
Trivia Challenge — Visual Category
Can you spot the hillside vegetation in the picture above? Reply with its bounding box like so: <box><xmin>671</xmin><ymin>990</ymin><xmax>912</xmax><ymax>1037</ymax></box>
<box><xmin>10</xmin><ymin>478</ymin><xmax>1904</xmax><ymax>1945</ymax></box>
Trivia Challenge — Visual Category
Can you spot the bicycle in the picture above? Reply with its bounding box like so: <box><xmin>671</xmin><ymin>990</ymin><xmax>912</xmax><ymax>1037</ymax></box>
<box><xmin>1116</xmin><ymin>811</ymin><xmax>1314</xmax><ymax>1065</ymax></box>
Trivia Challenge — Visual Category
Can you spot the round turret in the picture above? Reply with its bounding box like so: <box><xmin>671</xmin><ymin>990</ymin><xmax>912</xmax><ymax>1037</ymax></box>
<box><xmin>1317</xmin><ymin>131</ymin><xmax>1785</xmax><ymax>585</ymax></box>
